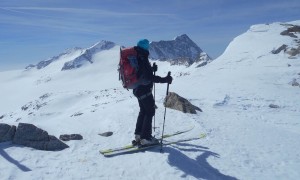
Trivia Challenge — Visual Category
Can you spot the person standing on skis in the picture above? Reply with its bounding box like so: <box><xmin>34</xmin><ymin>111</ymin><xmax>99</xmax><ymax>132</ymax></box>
<box><xmin>133</xmin><ymin>39</ymin><xmax>173</xmax><ymax>146</ymax></box>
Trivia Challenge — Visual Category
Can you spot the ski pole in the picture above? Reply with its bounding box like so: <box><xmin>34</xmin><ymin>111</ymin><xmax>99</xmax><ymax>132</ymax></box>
<box><xmin>153</xmin><ymin>63</ymin><xmax>156</xmax><ymax>132</ymax></box>
<box><xmin>160</xmin><ymin>71</ymin><xmax>171</xmax><ymax>152</ymax></box>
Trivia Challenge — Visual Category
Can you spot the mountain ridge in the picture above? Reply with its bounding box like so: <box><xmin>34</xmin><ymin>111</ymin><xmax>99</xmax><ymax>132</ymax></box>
<box><xmin>26</xmin><ymin>34</ymin><xmax>211</xmax><ymax>71</ymax></box>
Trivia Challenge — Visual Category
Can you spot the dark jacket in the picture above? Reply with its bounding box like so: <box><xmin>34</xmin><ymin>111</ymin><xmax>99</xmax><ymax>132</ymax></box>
<box><xmin>133</xmin><ymin>46</ymin><xmax>164</xmax><ymax>97</ymax></box>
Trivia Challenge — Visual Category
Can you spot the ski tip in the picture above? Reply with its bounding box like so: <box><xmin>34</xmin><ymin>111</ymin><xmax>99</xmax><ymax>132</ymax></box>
<box><xmin>200</xmin><ymin>133</ymin><xmax>206</xmax><ymax>138</ymax></box>
<box><xmin>100</xmin><ymin>145</ymin><xmax>134</xmax><ymax>154</ymax></box>
<box><xmin>100</xmin><ymin>149</ymin><xmax>113</xmax><ymax>154</ymax></box>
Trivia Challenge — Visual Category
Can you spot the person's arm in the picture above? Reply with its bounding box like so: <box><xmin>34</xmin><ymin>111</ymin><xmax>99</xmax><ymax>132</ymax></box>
<box><xmin>143</xmin><ymin>59</ymin><xmax>172</xmax><ymax>84</ymax></box>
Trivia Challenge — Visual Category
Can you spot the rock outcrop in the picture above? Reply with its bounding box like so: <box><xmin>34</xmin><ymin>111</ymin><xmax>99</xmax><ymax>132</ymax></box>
<box><xmin>164</xmin><ymin>92</ymin><xmax>202</xmax><ymax>114</ymax></box>
<box><xmin>6</xmin><ymin>123</ymin><xmax>69</xmax><ymax>151</ymax></box>
<box><xmin>0</xmin><ymin>123</ymin><xmax>16</xmax><ymax>142</ymax></box>
<box><xmin>59</xmin><ymin>134</ymin><xmax>83</xmax><ymax>141</ymax></box>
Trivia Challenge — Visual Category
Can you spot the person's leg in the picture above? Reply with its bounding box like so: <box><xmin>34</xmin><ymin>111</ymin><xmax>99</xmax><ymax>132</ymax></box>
<box><xmin>139</xmin><ymin>95</ymin><xmax>155</xmax><ymax>140</ymax></box>
<box><xmin>135</xmin><ymin>99</ymin><xmax>145</xmax><ymax>136</ymax></box>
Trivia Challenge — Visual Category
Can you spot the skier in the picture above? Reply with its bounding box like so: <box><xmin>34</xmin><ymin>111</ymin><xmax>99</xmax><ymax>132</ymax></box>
<box><xmin>133</xmin><ymin>39</ymin><xmax>173</xmax><ymax>146</ymax></box>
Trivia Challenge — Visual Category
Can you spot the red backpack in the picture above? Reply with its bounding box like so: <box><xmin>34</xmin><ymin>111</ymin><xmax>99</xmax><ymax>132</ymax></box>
<box><xmin>118</xmin><ymin>47</ymin><xmax>140</xmax><ymax>89</ymax></box>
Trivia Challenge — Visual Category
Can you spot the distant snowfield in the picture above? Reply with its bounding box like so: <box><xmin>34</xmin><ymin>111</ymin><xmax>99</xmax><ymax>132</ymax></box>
<box><xmin>1</xmin><ymin>21</ymin><xmax>300</xmax><ymax>180</ymax></box>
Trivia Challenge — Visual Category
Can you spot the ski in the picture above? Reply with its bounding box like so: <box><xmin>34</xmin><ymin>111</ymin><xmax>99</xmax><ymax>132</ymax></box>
<box><xmin>101</xmin><ymin>133</ymin><xmax>206</xmax><ymax>157</ymax></box>
<box><xmin>99</xmin><ymin>126</ymin><xmax>195</xmax><ymax>155</ymax></box>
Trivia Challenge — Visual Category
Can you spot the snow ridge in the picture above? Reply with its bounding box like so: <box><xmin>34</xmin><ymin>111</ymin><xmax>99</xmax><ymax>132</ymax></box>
<box><xmin>61</xmin><ymin>41</ymin><xmax>116</xmax><ymax>70</ymax></box>
<box><xmin>25</xmin><ymin>47</ymin><xmax>83</xmax><ymax>70</ymax></box>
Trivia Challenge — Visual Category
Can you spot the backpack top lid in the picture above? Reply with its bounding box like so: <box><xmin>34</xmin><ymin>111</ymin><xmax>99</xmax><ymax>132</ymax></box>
<box><xmin>137</xmin><ymin>39</ymin><xmax>149</xmax><ymax>51</ymax></box>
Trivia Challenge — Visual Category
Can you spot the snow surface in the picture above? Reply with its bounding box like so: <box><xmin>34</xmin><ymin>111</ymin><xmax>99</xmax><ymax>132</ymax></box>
<box><xmin>1</xmin><ymin>21</ymin><xmax>300</xmax><ymax>180</ymax></box>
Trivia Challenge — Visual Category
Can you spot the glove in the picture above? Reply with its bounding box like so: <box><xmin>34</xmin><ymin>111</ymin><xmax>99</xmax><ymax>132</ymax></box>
<box><xmin>152</xmin><ymin>63</ymin><xmax>157</xmax><ymax>72</ymax></box>
<box><xmin>161</xmin><ymin>74</ymin><xmax>173</xmax><ymax>84</ymax></box>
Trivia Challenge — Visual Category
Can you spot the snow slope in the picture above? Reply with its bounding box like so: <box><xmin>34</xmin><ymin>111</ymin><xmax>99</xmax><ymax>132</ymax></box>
<box><xmin>1</xmin><ymin>21</ymin><xmax>300</xmax><ymax>180</ymax></box>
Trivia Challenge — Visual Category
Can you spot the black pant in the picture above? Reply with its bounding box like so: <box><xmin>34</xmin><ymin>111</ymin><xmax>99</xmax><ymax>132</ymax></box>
<box><xmin>135</xmin><ymin>94</ymin><xmax>155</xmax><ymax>140</ymax></box>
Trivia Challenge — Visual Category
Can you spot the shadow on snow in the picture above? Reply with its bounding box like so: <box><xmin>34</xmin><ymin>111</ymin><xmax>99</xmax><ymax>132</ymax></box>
<box><xmin>0</xmin><ymin>142</ymin><xmax>32</xmax><ymax>172</ymax></box>
<box><xmin>165</xmin><ymin>142</ymin><xmax>237</xmax><ymax>180</ymax></box>
<box><xmin>103</xmin><ymin>141</ymin><xmax>237</xmax><ymax>179</ymax></box>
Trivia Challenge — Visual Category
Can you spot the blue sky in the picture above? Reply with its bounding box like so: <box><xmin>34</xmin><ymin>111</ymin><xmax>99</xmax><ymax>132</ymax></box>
<box><xmin>0</xmin><ymin>0</ymin><xmax>300</xmax><ymax>71</ymax></box>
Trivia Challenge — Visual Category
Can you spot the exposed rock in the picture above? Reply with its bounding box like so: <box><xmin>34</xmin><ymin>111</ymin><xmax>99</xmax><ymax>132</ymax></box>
<box><xmin>271</xmin><ymin>44</ymin><xmax>287</xmax><ymax>54</ymax></box>
<box><xmin>62</xmin><ymin>41</ymin><xmax>115</xmax><ymax>70</ymax></box>
<box><xmin>280</xmin><ymin>31</ymin><xmax>298</xmax><ymax>38</ymax></box>
<box><xmin>196</xmin><ymin>61</ymin><xmax>208</xmax><ymax>68</ymax></box>
<box><xmin>21</xmin><ymin>100</ymin><xmax>47</xmax><ymax>111</ymax></box>
<box><xmin>288</xmin><ymin>25</ymin><xmax>300</xmax><ymax>33</ymax></box>
<box><xmin>36</xmin><ymin>76</ymin><xmax>52</xmax><ymax>85</ymax></box>
<box><xmin>271</xmin><ymin>44</ymin><xmax>300</xmax><ymax>57</ymax></box>
<box><xmin>25</xmin><ymin>64</ymin><xmax>35</xmax><ymax>70</ymax></box>
<box><xmin>164</xmin><ymin>92</ymin><xmax>202</xmax><ymax>114</ymax></box>
<box><xmin>26</xmin><ymin>47</ymin><xmax>83</xmax><ymax>70</ymax></box>
<box><xmin>39</xmin><ymin>93</ymin><xmax>52</xmax><ymax>100</ymax></box>
<box><xmin>59</xmin><ymin>134</ymin><xmax>83</xmax><ymax>141</ymax></box>
<box><xmin>286</xmin><ymin>46</ymin><xmax>300</xmax><ymax>57</ymax></box>
<box><xmin>36</xmin><ymin>59</ymin><xmax>56</xmax><ymax>70</ymax></box>
<box><xmin>13</xmin><ymin>123</ymin><xmax>68</xmax><ymax>151</ymax></box>
<box><xmin>98</xmin><ymin>132</ymin><xmax>113</xmax><ymax>137</ymax></box>
<box><xmin>280</xmin><ymin>25</ymin><xmax>300</xmax><ymax>38</ymax></box>
<box><xmin>0</xmin><ymin>123</ymin><xmax>16</xmax><ymax>142</ymax></box>
<box><xmin>269</xmin><ymin>104</ymin><xmax>280</xmax><ymax>108</ymax></box>
<box><xmin>291</xmin><ymin>79</ymin><xmax>300</xmax><ymax>86</ymax></box>
<box><xmin>71</xmin><ymin>112</ymin><xmax>83</xmax><ymax>117</ymax></box>
<box><xmin>149</xmin><ymin>34</ymin><xmax>212</xmax><ymax>66</ymax></box>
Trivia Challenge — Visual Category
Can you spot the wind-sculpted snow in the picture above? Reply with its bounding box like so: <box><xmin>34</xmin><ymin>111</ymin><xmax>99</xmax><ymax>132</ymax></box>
<box><xmin>1</xmin><ymin>88</ymin><xmax>128</xmax><ymax>123</ymax></box>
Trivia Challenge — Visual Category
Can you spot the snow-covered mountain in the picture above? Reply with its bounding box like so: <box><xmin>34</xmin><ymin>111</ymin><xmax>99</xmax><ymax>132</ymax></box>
<box><xmin>26</xmin><ymin>34</ymin><xmax>210</xmax><ymax>72</ymax></box>
<box><xmin>25</xmin><ymin>47</ymin><xmax>84</xmax><ymax>70</ymax></box>
<box><xmin>26</xmin><ymin>40</ymin><xmax>116</xmax><ymax>71</ymax></box>
<box><xmin>61</xmin><ymin>40</ymin><xmax>116</xmax><ymax>70</ymax></box>
<box><xmin>0</xmin><ymin>20</ymin><xmax>300</xmax><ymax>180</ymax></box>
<box><xmin>149</xmin><ymin>34</ymin><xmax>212</xmax><ymax>66</ymax></box>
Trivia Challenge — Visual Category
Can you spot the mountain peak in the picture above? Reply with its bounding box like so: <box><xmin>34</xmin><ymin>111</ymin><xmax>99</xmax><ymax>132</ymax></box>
<box><xmin>61</xmin><ymin>40</ymin><xmax>116</xmax><ymax>70</ymax></box>
<box><xmin>90</xmin><ymin>40</ymin><xmax>115</xmax><ymax>50</ymax></box>
<box><xmin>149</xmin><ymin>34</ymin><xmax>211</xmax><ymax>66</ymax></box>
<box><xmin>174</xmin><ymin>34</ymin><xmax>190</xmax><ymax>41</ymax></box>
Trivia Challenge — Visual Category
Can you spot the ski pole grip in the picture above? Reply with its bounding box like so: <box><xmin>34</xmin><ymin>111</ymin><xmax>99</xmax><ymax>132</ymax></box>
<box><xmin>153</xmin><ymin>62</ymin><xmax>157</xmax><ymax>73</ymax></box>
<box><xmin>166</xmin><ymin>71</ymin><xmax>171</xmax><ymax>96</ymax></box>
